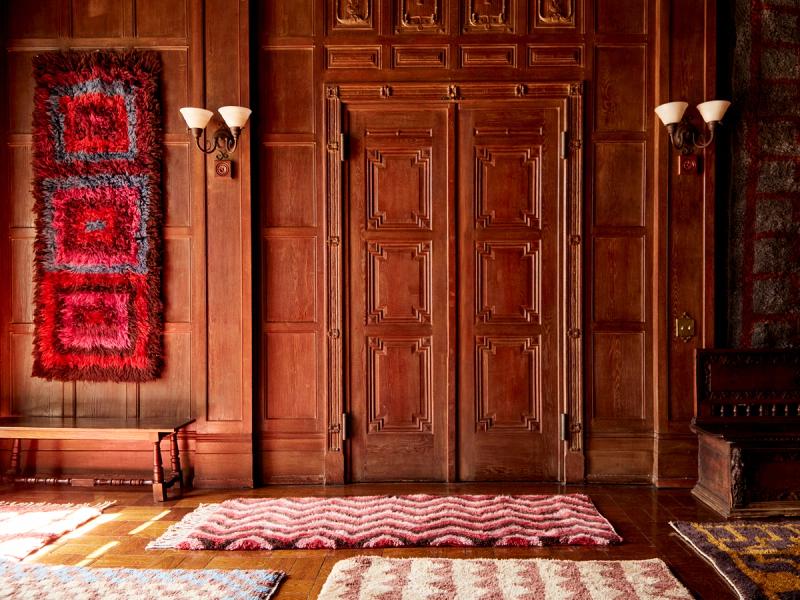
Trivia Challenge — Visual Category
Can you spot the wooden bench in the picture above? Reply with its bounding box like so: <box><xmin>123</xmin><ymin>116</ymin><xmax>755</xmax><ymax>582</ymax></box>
<box><xmin>0</xmin><ymin>417</ymin><xmax>194</xmax><ymax>502</ymax></box>
<box><xmin>693</xmin><ymin>349</ymin><xmax>800</xmax><ymax>518</ymax></box>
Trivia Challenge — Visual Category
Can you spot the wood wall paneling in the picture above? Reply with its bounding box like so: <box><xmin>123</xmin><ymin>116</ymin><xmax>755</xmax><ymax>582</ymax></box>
<box><xmin>135</xmin><ymin>0</ymin><xmax>188</xmax><ymax>38</ymax></box>
<box><xmin>392</xmin><ymin>46</ymin><xmax>449</xmax><ymax>69</ymax></box>
<box><xmin>593</xmin><ymin>237</ymin><xmax>645</xmax><ymax>322</ymax></box>
<box><xmin>591</xmin><ymin>332</ymin><xmax>646</xmax><ymax>421</ymax></box>
<box><xmin>0</xmin><ymin>0</ymin><xmax>209</xmax><ymax>485</ymax></box>
<box><xmin>652</xmin><ymin>0</ymin><xmax>716</xmax><ymax>487</ymax></box>
<box><xmin>263</xmin><ymin>237</ymin><xmax>317</xmax><ymax>323</ymax></box>
<box><xmin>264</xmin><ymin>333</ymin><xmax>319</xmax><ymax>422</ymax></box>
<box><xmin>585</xmin><ymin>1</ymin><xmax>655</xmax><ymax>482</ymax></box>
<box><xmin>260</xmin><ymin>145</ymin><xmax>317</xmax><ymax>227</ymax></box>
<box><xmin>527</xmin><ymin>45</ymin><xmax>584</xmax><ymax>68</ymax></box>
<box><xmin>595</xmin><ymin>45</ymin><xmax>648</xmax><ymax>133</ymax></box>
<box><xmin>201</xmin><ymin>0</ymin><xmax>252</xmax><ymax>488</ymax></box>
<box><xmin>532</xmin><ymin>0</ymin><xmax>581</xmax><ymax>32</ymax></box>
<box><xmin>257</xmin><ymin>2</ymin><xmax>322</xmax><ymax>484</ymax></box>
<box><xmin>395</xmin><ymin>0</ymin><xmax>446</xmax><ymax>34</ymax></box>
<box><xmin>594</xmin><ymin>142</ymin><xmax>646</xmax><ymax>228</ymax></box>
<box><xmin>258</xmin><ymin>0</ymin><xmax>315</xmax><ymax>38</ymax></box>
<box><xmin>260</xmin><ymin>48</ymin><xmax>315</xmax><ymax>135</ymax></box>
<box><xmin>5</xmin><ymin>0</ymin><xmax>61</xmax><ymax>40</ymax></box>
<box><xmin>596</xmin><ymin>0</ymin><xmax>647</xmax><ymax>35</ymax></box>
<box><xmin>0</xmin><ymin>0</ymin><xmax>717</xmax><ymax>487</ymax></box>
<box><xmin>71</xmin><ymin>0</ymin><xmax>128</xmax><ymax>39</ymax></box>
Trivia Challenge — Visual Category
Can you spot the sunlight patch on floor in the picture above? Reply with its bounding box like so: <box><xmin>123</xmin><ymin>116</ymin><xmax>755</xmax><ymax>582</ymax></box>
<box><xmin>76</xmin><ymin>540</ymin><xmax>120</xmax><ymax>567</ymax></box>
<box><xmin>128</xmin><ymin>509</ymin><xmax>171</xmax><ymax>535</ymax></box>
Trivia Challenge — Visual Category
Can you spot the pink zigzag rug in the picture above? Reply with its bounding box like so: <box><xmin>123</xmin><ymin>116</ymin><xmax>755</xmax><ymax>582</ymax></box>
<box><xmin>147</xmin><ymin>494</ymin><xmax>621</xmax><ymax>551</ymax></box>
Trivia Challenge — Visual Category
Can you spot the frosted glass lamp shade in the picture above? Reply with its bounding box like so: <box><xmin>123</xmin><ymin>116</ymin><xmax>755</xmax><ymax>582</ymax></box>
<box><xmin>218</xmin><ymin>106</ymin><xmax>252</xmax><ymax>129</ymax></box>
<box><xmin>180</xmin><ymin>107</ymin><xmax>214</xmax><ymax>130</ymax></box>
<box><xmin>654</xmin><ymin>101</ymin><xmax>689</xmax><ymax>126</ymax></box>
<box><xmin>697</xmin><ymin>100</ymin><xmax>731</xmax><ymax>123</ymax></box>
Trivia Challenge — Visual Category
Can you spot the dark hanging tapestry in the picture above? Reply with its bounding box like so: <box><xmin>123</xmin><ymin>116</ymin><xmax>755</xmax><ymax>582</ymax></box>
<box><xmin>31</xmin><ymin>51</ymin><xmax>163</xmax><ymax>381</ymax></box>
<box><xmin>728</xmin><ymin>0</ymin><xmax>800</xmax><ymax>347</ymax></box>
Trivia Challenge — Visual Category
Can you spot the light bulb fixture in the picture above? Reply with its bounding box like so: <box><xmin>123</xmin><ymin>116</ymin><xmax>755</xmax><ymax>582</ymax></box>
<box><xmin>654</xmin><ymin>99</ymin><xmax>730</xmax><ymax>174</ymax></box>
<box><xmin>179</xmin><ymin>105</ymin><xmax>252</xmax><ymax>177</ymax></box>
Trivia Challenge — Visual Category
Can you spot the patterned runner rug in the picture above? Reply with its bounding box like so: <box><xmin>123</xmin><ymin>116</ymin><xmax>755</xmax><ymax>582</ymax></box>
<box><xmin>147</xmin><ymin>494</ymin><xmax>621</xmax><ymax>551</ymax></box>
<box><xmin>671</xmin><ymin>520</ymin><xmax>800</xmax><ymax>600</ymax></box>
<box><xmin>318</xmin><ymin>556</ymin><xmax>691</xmax><ymax>599</ymax></box>
<box><xmin>0</xmin><ymin>561</ymin><xmax>284</xmax><ymax>599</ymax></box>
<box><xmin>0</xmin><ymin>500</ymin><xmax>114</xmax><ymax>560</ymax></box>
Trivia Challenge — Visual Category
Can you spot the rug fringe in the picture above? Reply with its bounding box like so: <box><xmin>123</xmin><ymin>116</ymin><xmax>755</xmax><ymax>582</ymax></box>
<box><xmin>262</xmin><ymin>571</ymin><xmax>286</xmax><ymax>600</ymax></box>
<box><xmin>145</xmin><ymin>503</ymin><xmax>220</xmax><ymax>550</ymax></box>
<box><xmin>0</xmin><ymin>500</ymin><xmax>115</xmax><ymax>511</ymax></box>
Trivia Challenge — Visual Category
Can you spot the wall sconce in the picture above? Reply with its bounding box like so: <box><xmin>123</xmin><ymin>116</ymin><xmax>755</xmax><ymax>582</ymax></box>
<box><xmin>654</xmin><ymin>100</ymin><xmax>730</xmax><ymax>174</ymax></box>
<box><xmin>179</xmin><ymin>106</ymin><xmax>252</xmax><ymax>177</ymax></box>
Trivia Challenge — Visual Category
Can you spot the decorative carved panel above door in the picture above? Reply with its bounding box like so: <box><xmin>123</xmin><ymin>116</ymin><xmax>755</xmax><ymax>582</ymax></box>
<box><xmin>331</xmin><ymin>0</ymin><xmax>375</xmax><ymax>31</ymax></box>
<box><xmin>464</xmin><ymin>0</ymin><xmax>515</xmax><ymax>32</ymax></box>
<box><xmin>396</xmin><ymin>0</ymin><xmax>445</xmax><ymax>33</ymax></box>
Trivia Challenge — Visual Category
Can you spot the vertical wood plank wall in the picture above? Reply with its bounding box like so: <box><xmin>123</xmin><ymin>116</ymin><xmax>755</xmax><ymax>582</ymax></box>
<box><xmin>0</xmin><ymin>0</ymin><xmax>253</xmax><ymax>487</ymax></box>
<box><xmin>0</xmin><ymin>0</ymin><xmax>716</xmax><ymax>486</ymax></box>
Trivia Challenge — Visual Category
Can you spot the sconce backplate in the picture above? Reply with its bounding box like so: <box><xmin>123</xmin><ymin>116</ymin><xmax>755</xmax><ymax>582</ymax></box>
<box><xmin>678</xmin><ymin>154</ymin><xmax>700</xmax><ymax>175</ymax></box>
<box><xmin>215</xmin><ymin>159</ymin><xmax>232</xmax><ymax>178</ymax></box>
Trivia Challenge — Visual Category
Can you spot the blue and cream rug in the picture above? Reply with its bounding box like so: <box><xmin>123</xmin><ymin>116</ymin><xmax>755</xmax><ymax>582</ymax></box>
<box><xmin>0</xmin><ymin>561</ymin><xmax>285</xmax><ymax>599</ymax></box>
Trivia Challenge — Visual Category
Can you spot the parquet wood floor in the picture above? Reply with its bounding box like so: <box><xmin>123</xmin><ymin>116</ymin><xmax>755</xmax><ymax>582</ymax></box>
<box><xmin>0</xmin><ymin>482</ymin><xmax>734</xmax><ymax>599</ymax></box>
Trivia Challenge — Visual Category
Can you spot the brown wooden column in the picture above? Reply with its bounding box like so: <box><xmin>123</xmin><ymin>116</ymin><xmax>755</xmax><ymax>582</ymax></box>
<box><xmin>196</xmin><ymin>0</ymin><xmax>254</xmax><ymax>487</ymax></box>
<box><xmin>653</xmin><ymin>0</ymin><xmax>718</xmax><ymax>487</ymax></box>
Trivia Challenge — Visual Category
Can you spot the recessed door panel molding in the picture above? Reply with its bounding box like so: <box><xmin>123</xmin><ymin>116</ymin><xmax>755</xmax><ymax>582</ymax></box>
<box><xmin>367</xmin><ymin>336</ymin><xmax>433</xmax><ymax>433</ymax></box>
<box><xmin>366</xmin><ymin>146</ymin><xmax>433</xmax><ymax>231</ymax></box>
<box><xmin>476</xmin><ymin>336</ymin><xmax>541</xmax><ymax>431</ymax></box>
<box><xmin>475</xmin><ymin>146</ymin><xmax>542</xmax><ymax>229</ymax></box>
<box><xmin>476</xmin><ymin>241</ymin><xmax>541</xmax><ymax>324</ymax></box>
<box><xmin>396</xmin><ymin>0</ymin><xmax>445</xmax><ymax>33</ymax></box>
<box><xmin>326</xmin><ymin>83</ymin><xmax>583</xmax><ymax>484</ymax></box>
<box><xmin>458</xmin><ymin>101</ymin><xmax>572</xmax><ymax>482</ymax></box>
<box><xmin>345</xmin><ymin>103</ymin><xmax>451</xmax><ymax>482</ymax></box>
<box><xmin>367</xmin><ymin>241</ymin><xmax>433</xmax><ymax>324</ymax></box>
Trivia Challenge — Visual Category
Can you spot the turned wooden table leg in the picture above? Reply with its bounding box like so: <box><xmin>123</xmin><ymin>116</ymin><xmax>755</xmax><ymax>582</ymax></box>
<box><xmin>152</xmin><ymin>440</ymin><xmax>166</xmax><ymax>502</ymax></box>
<box><xmin>170</xmin><ymin>433</ymin><xmax>183</xmax><ymax>494</ymax></box>
<box><xmin>5</xmin><ymin>439</ymin><xmax>21</xmax><ymax>480</ymax></box>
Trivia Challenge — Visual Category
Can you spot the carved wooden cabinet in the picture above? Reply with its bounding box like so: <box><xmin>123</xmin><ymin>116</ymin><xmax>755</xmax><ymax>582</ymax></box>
<box><xmin>693</xmin><ymin>350</ymin><xmax>800</xmax><ymax>518</ymax></box>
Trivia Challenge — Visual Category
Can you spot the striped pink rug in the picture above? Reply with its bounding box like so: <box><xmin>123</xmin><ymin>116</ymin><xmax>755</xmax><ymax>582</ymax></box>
<box><xmin>0</xmin><ymin>501</ymin><xmax>114</xmax><ymax>560</ymax></box>
<box><xmin>147</xmin><ymin>494</ymin><xmax>621</xmax><ymax>551</ymax></box>
<box><xmin>318</xmin><ymin>556</ymin><xmax>691</xmax><ymax>600</ymax></box>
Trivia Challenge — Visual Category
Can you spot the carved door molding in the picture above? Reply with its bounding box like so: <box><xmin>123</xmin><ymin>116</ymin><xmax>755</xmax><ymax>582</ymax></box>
<box><xmin>325</xmin><ymin>82</ymin><xmax>584</xmax><ymax>483</ymax></box>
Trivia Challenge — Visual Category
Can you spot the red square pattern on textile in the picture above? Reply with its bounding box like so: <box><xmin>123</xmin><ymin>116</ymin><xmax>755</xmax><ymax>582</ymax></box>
<box><xmin>60</xmin><ymin>93</ymin><xmax>130</xmax><ymax>154</ymax></box>
<box><xmin>51</xmin><ymin>185</ymin><xmax>141</xmax><ymax>269</ymax></box>
<box><xmin>57</xmin><ymin>290</ymin><xmax>132</xmax><ymax>351</ymax></box>
<box><xmin>36</xmin><ymin>272</ymin><xmax>152</xmax><ymax>373</ymax></box>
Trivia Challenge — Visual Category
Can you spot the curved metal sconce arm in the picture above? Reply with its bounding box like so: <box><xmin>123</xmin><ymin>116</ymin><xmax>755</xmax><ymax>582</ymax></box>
<box><xmin>189</xmin><ymin>126</ymin><xmax>241</xmax><ymax>160</ymax></box>
<box><xmin>666</xmin><ymin>120</ymin><xmax>718</xmax><ymax>155</ymax></box>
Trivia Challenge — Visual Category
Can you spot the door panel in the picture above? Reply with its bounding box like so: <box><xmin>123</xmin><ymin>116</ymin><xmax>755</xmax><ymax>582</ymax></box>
<box><xmin>347</xmin><ymin>106</ymin><xmax>452</xmax><ymax>482</ymax></box>
<box><xmin>458</xmin><ymin>105</ymin><xmax>562</xmax><ymax>481</ymax></box>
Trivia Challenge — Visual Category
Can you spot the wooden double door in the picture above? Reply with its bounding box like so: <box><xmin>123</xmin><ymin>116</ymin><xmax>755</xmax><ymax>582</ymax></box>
<box><xmin>346</xmin><ymin>99</ymin><xmax>566</xmax><ymax>482</ymax></box>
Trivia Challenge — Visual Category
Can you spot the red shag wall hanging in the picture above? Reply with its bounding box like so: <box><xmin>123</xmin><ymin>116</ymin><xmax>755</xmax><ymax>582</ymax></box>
<box><xmin>31</xmin><ymin>51</ymin><xmax>163</xmax><ymax>382</ymax></box>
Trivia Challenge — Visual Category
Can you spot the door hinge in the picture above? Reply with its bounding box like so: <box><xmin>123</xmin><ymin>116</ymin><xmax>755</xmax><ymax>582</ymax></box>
<box><xmin>339</xmin><ymin>133</ymin><xmax>346</xmax><ymax>162</ymax></box>
<box><xmin>559</xmin><ymin>413</ymin><xmax>569</xmax><ymax>442</ymax></box>
<box><xmin>560</xmin><ymin>131</ymin><xmax>568</xmax><ymax>159</ymax></box>
<box><xmin>341</xmin><ymin>412</ymin><xmax>348</xmax><ymax>441</ymax></box>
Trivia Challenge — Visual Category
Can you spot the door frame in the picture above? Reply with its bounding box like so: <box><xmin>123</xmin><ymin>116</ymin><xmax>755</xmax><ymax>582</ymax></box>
<box><xmin>324</xmin><ymin>81</ymin><xmax>585</xmax><ymax>484</ymax></box>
